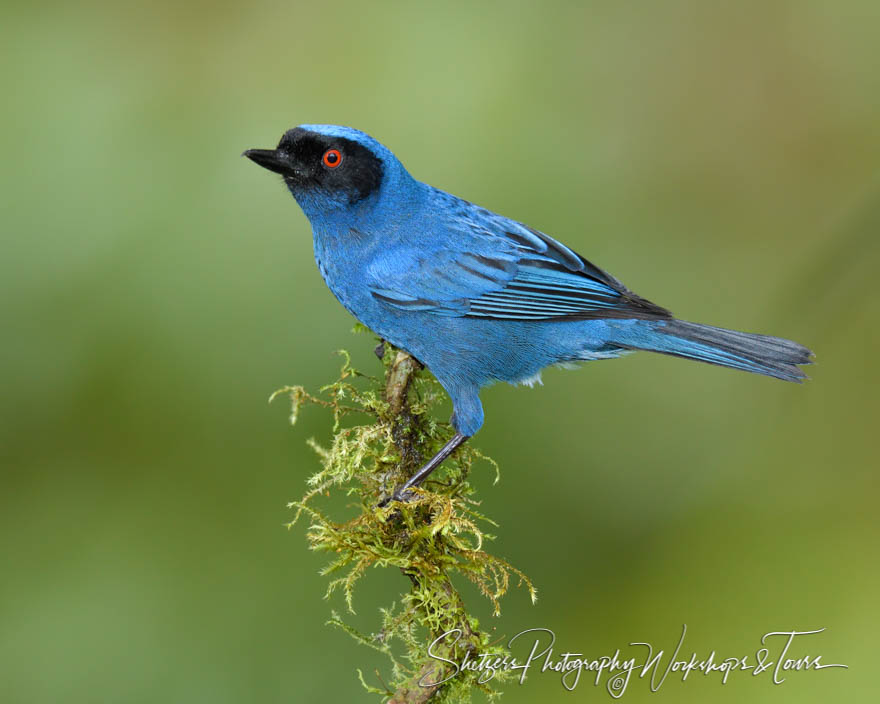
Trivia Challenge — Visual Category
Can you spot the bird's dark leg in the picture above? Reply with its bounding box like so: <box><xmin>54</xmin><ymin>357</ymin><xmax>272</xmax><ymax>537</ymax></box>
<box><xmin>380</xmin><ymin>432</ymin><xmax>470</xmax><ymax>506</ymax></box>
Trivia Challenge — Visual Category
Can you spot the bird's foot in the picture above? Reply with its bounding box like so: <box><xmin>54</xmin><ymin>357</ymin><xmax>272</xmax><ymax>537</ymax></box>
<box><xmin>373</xmin><ymin>340</ymin><xmax>386</xmax><ymax>360</ymax></box>
<box><xmin>377</xmin><ymin>487</ymin><xmax>416</xmax><ymax>509</ymax></box>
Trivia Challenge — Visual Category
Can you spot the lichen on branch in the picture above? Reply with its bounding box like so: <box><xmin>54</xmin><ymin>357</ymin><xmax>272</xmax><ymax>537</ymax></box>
<box><xmin>271</xmin><ymin>333</ymin><xmax>536</xmax><ymax>702</ymax></box>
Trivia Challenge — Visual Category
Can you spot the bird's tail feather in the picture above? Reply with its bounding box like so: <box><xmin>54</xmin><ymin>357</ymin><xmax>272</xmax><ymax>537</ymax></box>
<box><xmin>618</xmin><ymin>319</ymin><xmax>813</xmax><ymax>382</ymax></box>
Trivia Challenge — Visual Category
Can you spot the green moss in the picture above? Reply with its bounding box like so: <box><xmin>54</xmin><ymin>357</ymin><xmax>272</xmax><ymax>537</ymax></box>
<box><xmin>272</xmin><ymin>334</ymin><xmax>536</xmax><ymax>702</ymax></box>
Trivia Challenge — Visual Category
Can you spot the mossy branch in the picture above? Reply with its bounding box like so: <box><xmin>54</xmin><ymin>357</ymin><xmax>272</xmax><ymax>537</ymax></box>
<box><xmin>272</xmin><ymin>333</ymin><xmax>536</xmax><ymax>702</ymax></box>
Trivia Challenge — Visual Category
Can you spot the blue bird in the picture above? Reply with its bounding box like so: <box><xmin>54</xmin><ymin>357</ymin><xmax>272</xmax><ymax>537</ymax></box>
<box><xmin>244</xmin><ymin>125</ymin><xmax>812</xmax><ymax>503</ymax></box>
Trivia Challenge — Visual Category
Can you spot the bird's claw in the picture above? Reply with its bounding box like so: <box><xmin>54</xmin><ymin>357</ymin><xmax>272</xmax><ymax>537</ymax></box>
<box><xmin>377</xmin><ymin>487</ymin><xmax>416</xmax><ymax>509</ymax></box>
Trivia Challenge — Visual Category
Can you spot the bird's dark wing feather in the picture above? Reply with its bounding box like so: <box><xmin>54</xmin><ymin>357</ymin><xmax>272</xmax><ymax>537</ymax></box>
<box><xmin>368</xmin><ymin>201</ymin><xmax>671</xmax><ymax>322</ymax></box>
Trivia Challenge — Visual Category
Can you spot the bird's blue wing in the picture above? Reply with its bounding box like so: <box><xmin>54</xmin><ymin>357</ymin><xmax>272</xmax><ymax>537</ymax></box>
<box><xmin>368</xmin><ymin>195</ymin><xmax>671</xmax><ymax>322</ymax></box>
<box><xmin>369</xmin><ymin>245</ymin><xmax>517</xmax><ymax>316</ymax></box>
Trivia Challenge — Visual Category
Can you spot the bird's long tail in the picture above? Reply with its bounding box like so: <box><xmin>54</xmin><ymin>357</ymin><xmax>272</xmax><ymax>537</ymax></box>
<box><xmin>615</xmin><ymin>319</ymin><xmax>813</xmax><ymax>382</ymax></box>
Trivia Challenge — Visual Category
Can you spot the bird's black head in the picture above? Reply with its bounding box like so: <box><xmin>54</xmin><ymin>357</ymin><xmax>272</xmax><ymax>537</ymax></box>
<box><xmin>244</xmin><ymin>126</ymin><xmax>385</xmax><ymax>208</ymax></box>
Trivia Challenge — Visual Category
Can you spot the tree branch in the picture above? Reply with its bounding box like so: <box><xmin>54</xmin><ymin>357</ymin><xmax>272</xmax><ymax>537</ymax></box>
<box><xmin>277</xmin><ymin>341</ymin><xmax>533</xmax><ymax>702</ymax></box>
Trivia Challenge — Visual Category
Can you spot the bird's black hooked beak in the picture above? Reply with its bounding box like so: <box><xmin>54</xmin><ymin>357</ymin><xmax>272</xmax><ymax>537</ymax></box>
<box><xmin>243</xmin><ymin>148</ymin><xmax>298</xmax><ymax>177</ymax></box>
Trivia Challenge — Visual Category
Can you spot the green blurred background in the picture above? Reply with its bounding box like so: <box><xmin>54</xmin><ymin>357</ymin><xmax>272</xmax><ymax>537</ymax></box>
<box><xmin>2</xmin><ymin>0</ymin><xmax>878</xmax><ymax>701</ymax></box>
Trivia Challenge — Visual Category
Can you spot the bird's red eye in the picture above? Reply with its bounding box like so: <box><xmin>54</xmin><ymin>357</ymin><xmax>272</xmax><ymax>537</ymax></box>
<box><xmin>322</xmin><ymin>149</ymin><xmax>342</xmax><ymax>168</ymax></box>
